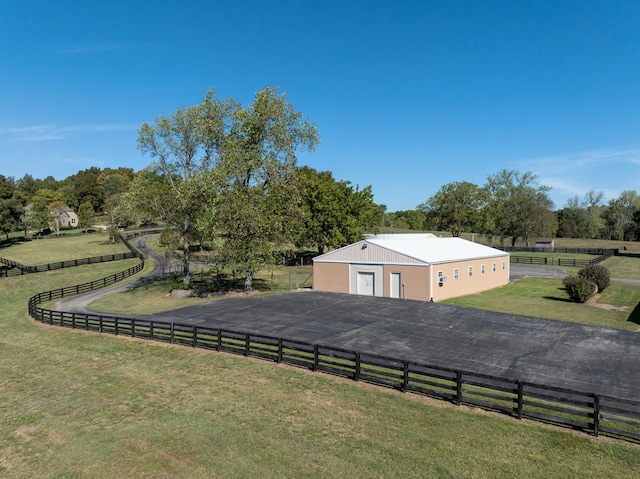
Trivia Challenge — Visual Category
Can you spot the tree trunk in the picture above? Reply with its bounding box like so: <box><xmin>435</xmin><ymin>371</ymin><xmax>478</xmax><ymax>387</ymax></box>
<box><xmin>182</xmin><ymin>213</ymin><xmax>191</xmax><ymax>284</ymax></box>
<box><xmin>244</xmin><ymin>267</ymin><xmax>253</xmax><ymax>292</ymax></box>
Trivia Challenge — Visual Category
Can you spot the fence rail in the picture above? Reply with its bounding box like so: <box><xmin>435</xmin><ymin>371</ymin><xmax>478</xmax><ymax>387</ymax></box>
<box><xmin>509</xmin><ymin>251</ymin><xmax>614</xmax><ymax>268</ymax></box>
<box><xmin>496</xmin><ymin>246</ymin><xmax>618</xmax><ymax>255</ymax></box>
<box><xmin>0</xmin><ymin>252</ymin><xmax>139</xmax><ymax>277</ymax></box>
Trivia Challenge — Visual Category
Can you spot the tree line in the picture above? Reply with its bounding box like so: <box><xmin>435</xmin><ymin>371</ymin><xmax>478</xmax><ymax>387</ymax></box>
<box><xmin>381</xmin><ymin>174</ymin><xmax>640</xmax><ymax>246</ymax></box>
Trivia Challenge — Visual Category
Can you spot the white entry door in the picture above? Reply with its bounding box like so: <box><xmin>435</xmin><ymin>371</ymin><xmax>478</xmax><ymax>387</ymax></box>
<box><xmin>390</xmin><ymin>272</ymin><xmax>401</xmax><ymax>298</ymax></box>
<box><xmin>357</xmin><ymin>272</ymin><xmax>375</xmax><ymax>296</ymax></box>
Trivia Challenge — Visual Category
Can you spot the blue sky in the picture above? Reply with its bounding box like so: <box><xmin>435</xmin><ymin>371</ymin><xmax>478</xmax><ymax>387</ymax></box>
<box><xmin>1</xmin><ymin>0</ymin><xmax>639</xmax><ymax>211</ymax></box>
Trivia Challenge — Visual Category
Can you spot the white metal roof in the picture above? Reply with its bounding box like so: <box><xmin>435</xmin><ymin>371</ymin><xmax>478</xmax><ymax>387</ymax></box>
<box><xmin>314</xmin><ymin>234</ymin><xmax>508</xmax><ymax>265</ymax></box>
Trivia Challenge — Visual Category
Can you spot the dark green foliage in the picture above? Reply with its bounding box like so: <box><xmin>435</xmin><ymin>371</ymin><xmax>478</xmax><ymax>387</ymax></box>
<box><xmin>159</xmin><ymin>227</ymin><xmax>181</xmax><ymax>251</ymax></box>
<box><xmin>577</xmin><ymin>264</ymin><xmax>611</xmax><ymax>293</ymax></box>
<box><xmin>562</xmin><ymin>275</ymin><xmax>596</xmax><ymax>303</ymax></box>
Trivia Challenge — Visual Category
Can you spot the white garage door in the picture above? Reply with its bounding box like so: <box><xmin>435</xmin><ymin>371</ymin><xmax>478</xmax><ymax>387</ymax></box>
<box><xmin>356</xmin><ymin>272</ymin><xmax>375</xmax><ymax>296</ymax></box>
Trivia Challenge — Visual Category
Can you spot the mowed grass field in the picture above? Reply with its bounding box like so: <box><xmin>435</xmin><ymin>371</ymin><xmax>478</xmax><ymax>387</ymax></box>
<box><xmin>0</xmin><ymin>233</ymin><xmax>130</xmax><ymax>264</ymax></box>
<box><xmin>1</xmin><ymin>236</ymin><xmax>640</xmax><ymax>477</ymax></box>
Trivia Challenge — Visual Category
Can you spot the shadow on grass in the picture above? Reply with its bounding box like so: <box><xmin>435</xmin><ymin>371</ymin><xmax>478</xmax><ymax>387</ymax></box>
<box><xmin>543</xmin><ymin>296</ymin><xmax>574</xmax><ymax>303</ymax></box>
<box><xmin>627</xmin><ymin>302</ymin><xmax>640</xmax><ymax>326</ymax></box>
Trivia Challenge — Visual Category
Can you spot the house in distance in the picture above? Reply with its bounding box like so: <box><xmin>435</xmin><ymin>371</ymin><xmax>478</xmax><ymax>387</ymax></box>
<box><xmin>312</xmin><ymin>234</ymin><xmax>510</xmax><ymax>302</ymax></box>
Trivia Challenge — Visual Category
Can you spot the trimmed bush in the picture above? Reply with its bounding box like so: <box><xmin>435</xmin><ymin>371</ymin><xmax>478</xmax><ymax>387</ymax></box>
<box><xmin>577</xmin><ymin>264</ymin><xmax>610</xmax><ymax>293</ymax></box>
<box><xmin>563</xmin><ymin>275</ymin><xmax>596</xmax><ymax>303</ymax></box>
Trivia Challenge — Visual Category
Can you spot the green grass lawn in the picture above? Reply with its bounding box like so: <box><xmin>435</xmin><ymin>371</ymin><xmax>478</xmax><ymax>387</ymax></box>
<box><xmin>0</xmin><ymin>233</ymin><xmax>130</xmax><ymax>264</ymax></box>
<box><xmin>2</xmin><ymin>261</ymin><xmax>640</xmax><ymax>477</ymax></box>
<box><xmin>443</xmin><ymin>277</ymin><xmax>640</xmax><ymax>331</ymax></box>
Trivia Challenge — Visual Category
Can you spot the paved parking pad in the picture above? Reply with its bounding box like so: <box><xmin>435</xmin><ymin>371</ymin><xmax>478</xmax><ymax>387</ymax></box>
<box><xmin>150</xmin><ymin>291</ymin><xmax>640</xmax><ymax>400</ymax></box>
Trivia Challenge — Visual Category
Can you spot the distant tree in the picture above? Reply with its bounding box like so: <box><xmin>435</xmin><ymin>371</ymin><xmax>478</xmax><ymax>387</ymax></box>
<box><xmin>419</xmin><ymin>181</ymin><xmax>487</xmax><ymax>237</ymax></box>
<box><xmin>0</xmin><ymin>200</ymin><xmax>22</xmax><ymax>238</ymax></box>
<box><xmin>49</xmin><ymin>200</ymin><xmax>68</xmax><ymax>236</ymax></box>
<box><xmin>603</xmin><ymin>190</ymin><xmax>640</xmax><ymax>240</ymax></box>
<box><xmin>62</xmin><ymin>167</ymin><xmax>102</xmax><ymax>212</ymax></box>
<box><xmin>294</xmin><ymin>166</ymin><xmax>380</xmax><ymax>254</ymax></box>
<box><xmin>15</xmin><ymin>174</ymin><xmax>40</xmax><ymax>202</ymax></box>
<box><xmin>557</xmin><ymin>191</ymin><xmax>605</xmax><ymax>239</ymax></box>
<box><xmin>483</xmin><ymin>170</ymin><xmax>556</xmax><ymax>246</ymax></box>
<box><xmin>77</xmin><ymin>201</ymin><xmax>95</xmax><ymax>233</ymax></box>
<box><xmin>28</xmin><ymin>189</ymin><xmax>65</xmax><ymax>233</ymax></box>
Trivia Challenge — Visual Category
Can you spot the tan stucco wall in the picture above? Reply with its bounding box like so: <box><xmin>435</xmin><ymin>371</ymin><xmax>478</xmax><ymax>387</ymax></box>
<box><xmin>313</xmin><ymin>256</ymin><xmax>509</xmax><ymax>302</ymax></box>
<box><xmin>430</xmin><ymin>257</ymin><xmax>509</xmax><ymax>301</ymax></box>
<box><xmin>382</xmin><ymin>264</ymin><xmax>431</xmax><ymax>301</ymax></box>
<box><xmin>313</xmin><ymin>262</ymin><xmax>350</xmax><ymax>293</ymax></box>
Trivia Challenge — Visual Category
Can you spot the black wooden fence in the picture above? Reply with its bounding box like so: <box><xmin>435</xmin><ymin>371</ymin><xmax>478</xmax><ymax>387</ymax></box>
<box><xmin>26</xmin><ymin>255</ymin><xmax>640</xmax><ymax>443</ymax></box>
<box><xmin>0</xmin><ymin>252</ymin><xmax>138</xmax><ymax>277</ymax></box>
<box><xmin>510</xmin><ymin>250</ymin><xmax>615</xmax><ymax>268</ymax></box>
<box><xmin>0</xmin><ymin>229</ymin><xmax>162</xmax><ymax>277</ymax></box>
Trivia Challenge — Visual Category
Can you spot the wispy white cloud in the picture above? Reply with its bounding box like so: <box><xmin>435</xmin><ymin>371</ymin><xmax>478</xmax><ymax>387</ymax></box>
<box><xmin>518</xmin><ymin>146</ymin><xmax>640</xmax><ymax>206</ymax></box>
<box><xmin>1</xmin><ymin>123</ymin><xmax>135</xmax><ymax>142</ymax></box>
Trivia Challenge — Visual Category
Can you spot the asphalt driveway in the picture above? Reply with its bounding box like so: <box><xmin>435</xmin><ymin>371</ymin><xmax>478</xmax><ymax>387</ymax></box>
<box><xmin>150</xmin><ymin>291</ymin><xmax>640</xmax><ymax>400</ymax></box>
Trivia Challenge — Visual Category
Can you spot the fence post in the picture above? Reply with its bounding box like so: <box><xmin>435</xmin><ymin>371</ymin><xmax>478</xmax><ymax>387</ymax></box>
<box><xmin>593</xmin><ymin>394</ymin><xmax>600</xmax><ymax>436</ymax></box>
<box><xmin>170</xmin><ymin>323</ymin><xmax>174</xmax><ymax>344</ymax></box>
<box><xmin>217</xmin><ymin>329</ymin><xmax>222</xmax><ymax>351</ymax></box>
<box><xmin>402</xmin><ymin>361</ymin><xmax>409</xmax><ymax>392</ymax></box>
<box><xmin>355</xmin><ymin>352</ymin><xmax>361</xmax><ymax>381</ymax></box>
<box><xmin>456</xmin><ymin>371</ymin><xmax>462</xmax><ymax>405</ymax></box>
<box><xmin>313</xmin><ymin>344</ymin><xmax>319</xmax><ymax>371</ymax></box>
<box><xmin>277</xmin><ymin>338</ymin><xmax>283</xmax><ymax>363</ymax></box>
<box><xmin>99</xmin><ymin>316</ymin><xmax>103</xmax><ymax>332</ymax></box>
<box><xmin>114</xmin><ymin>317</ymin><xmax>119</xmax><ymax>336</ymax></box>
<box><xmin>131</xmin><ymin>319</ymin><xmax>135</xmax><ymax>338</ymax></box>
<box><xmin>193</xmin><ymin>325</ymin><xmax>197</xmax><ymax>348</ymax></box>
<box><xmin>517</xmin><ymin>381</ymin><xmax>523</xmax><ymax>419</ymax></box>
<box><xmin>245</xmin><ymin>333</ymin><xmax>250</xmax><ymax>356</ymax></box>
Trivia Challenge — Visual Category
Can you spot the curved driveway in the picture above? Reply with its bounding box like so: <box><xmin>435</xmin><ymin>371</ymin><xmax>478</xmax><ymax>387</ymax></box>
<box><xmin>56</xmin><ymin>247</ymin><xmax>640</xmax><ymax>400</ymax></box>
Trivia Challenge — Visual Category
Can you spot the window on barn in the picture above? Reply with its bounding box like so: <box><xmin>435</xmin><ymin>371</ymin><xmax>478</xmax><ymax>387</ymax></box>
<box><xmin>481</xmin><ymin>264</ymin><xmax>485</xmax><ymax>275</ymax></box>
<box><xmin>468</xmin><ymin>266</ymin><xmax>473</xmax><ymax>277</ymax></box>
<box><xmin>492</xmin><ymin>262</ymin><xmax>496</xmax><ymax>272</ymax></box>
<box><xmin>453</xmin><ymin>268</ymin><xmax>459</xmax><ymax>280</ymax></box>
<box><xmin>502</xmin><ymin>261</ymin><xmax>506</xmax><ymax>270</ymax></box>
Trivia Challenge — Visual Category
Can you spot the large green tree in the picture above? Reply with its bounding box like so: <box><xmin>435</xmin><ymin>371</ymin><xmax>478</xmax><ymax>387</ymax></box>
<box><xmin>206</xmin><ymin>87</ymin><xmax>319</xmax><ymax>290</ymax></box>
<box><xmin>136</xmin><ymin>87</ymin><xmax>318</xmax><ymax>288</ymax></box>
<box><xmin>483</xmin><ymin>170</ymin><xmax>556</xmax><ymax>246</ymax></box>
<box><xmin>294</xmin><ymin>166</ymin><xmax>380</xmax><ymax>254</ymax></box>
<box><xmin>418</xmin><ymin>181</ymin><xmax>487</xmax><ymax>237</ymax></box>
<box><xmin>137</xmin><ymin>97</ymin><xmax>221</xmax><ymax>283</ymax></box>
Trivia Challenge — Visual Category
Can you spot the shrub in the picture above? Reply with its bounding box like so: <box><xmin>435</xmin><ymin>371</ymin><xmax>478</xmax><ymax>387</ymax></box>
<box><xmin>170</xmin><ymin>279</ymin><xmax>192</xmax><ymax>290</ymax></box>
<box><xmin>577</xmin><ymin>264</ymin><xmax>610</xmax><ymax>293</ymax></box>
<box><xmin>563</xmin><ymin>275</ymin><xmax>596</xmax><ymax>303</ymax></box>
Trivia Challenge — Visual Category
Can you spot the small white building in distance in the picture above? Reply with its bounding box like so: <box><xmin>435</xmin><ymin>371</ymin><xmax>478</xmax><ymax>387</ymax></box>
<box><xmin>312</xmin><ymin>234</ymin><xmax>510</xmax><ymax>302</ymax></box>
